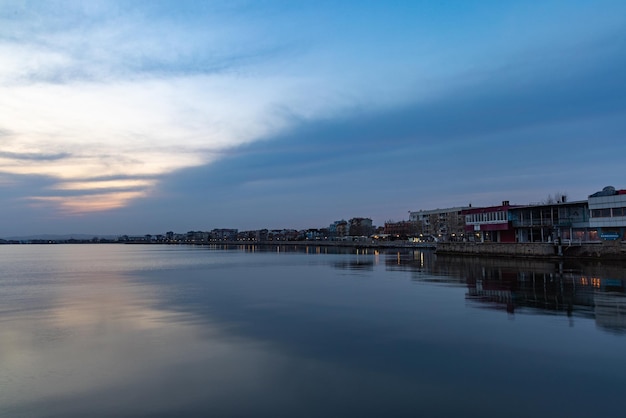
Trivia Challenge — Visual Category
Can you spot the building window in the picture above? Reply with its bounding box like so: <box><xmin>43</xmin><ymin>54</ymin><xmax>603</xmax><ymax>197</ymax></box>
<box><xmin>591</xmin><ymin>208</ymin><xmax>611</xmax><ymax>218</ymax></box>
<box><xmin>612</xmin><ymin>207</ymin><xmax>626</xmax><ymax>217</ymax></box>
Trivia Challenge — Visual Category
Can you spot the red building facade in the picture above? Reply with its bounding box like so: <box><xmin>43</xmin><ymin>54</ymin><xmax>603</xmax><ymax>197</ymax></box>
<box><xmin>462</xmin><ymin>201</ymin><xmax>516</xmax><ymax>243</ymax></box>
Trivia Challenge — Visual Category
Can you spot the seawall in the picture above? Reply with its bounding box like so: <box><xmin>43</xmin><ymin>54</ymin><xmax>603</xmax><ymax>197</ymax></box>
<box><xmin>194</xmin><ymin>240</ymin><xmax>436</xmax><ymax>250</ymax></box>
<box><xmin>435</xmin><ymin>241</ymin><xmax>626</xmax><ymax>259</ymax></box>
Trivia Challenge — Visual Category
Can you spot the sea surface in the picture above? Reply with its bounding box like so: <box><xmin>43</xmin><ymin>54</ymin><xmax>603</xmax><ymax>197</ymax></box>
<box><xmin>1</xmin><ymin>244</ymin><xmax>625</xmax><ymax>417</ymax></box>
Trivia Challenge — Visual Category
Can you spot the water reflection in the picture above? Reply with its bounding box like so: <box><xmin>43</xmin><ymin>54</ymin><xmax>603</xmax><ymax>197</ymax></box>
<box><xmin>332</xmin><ymin>259</ymin><xmax>375</xmax><ymax>271</ymax></box>
<box><xmin>146</xmin><ymin>244</ymin><xmax>626</xmax><ymax>334</ymax></box>
<box><xmin>1</xmin><ymin>245</ymin><xmax>625</xmax><ymax>418</ymax></box>
<box><xmin>0</xmin><ymin>271</ymin><xmax>280</xmax><ymax>417</ymax></box>
<box><xmin>379</xmin><ymin>250</ymin><xmax>626</xmax><ymax>334</ymax></box>
<box><xmin>189</xmin><ymin>245</ymin><xmax>626</xmax><ymax>333</ymax></box>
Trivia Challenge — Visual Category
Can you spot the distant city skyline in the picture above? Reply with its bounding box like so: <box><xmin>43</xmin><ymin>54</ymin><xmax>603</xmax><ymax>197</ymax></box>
<box><xmin>1</xmin><ymin>1</ymin><xmax>625</xmax><ymax>236</ymax></box>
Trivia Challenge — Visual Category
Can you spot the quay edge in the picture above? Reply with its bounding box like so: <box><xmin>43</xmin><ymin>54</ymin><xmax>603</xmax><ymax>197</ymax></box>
<box><xmin>127</xmin><ymin>240</ymin><xmax>437</xmax><ymax>250</ymax></box>
<box><xmin>435</xmin><ymin>241</ymin><xmax>626</xmax><ymax>260</ymax></box>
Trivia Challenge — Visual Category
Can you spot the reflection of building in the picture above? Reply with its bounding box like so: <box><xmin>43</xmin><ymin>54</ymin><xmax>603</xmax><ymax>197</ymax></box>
<box><xmin>465</xmin><ymin>269</ymin><xmax>626</xmax><ymax>332</ymax></box>
<box><xmin>467</xmin><ymin>269</ymin><xmax>591</xmax><ymax>312</ymax></box>
<box><xmin>387</xmin><ymin>250</ymin><xmax>626</xmax><ymax>333</ymax></box>
<box><xmin>594</xmin><ymin>293</ymin><xmax>626</xmax><ymax>331</ymax></box>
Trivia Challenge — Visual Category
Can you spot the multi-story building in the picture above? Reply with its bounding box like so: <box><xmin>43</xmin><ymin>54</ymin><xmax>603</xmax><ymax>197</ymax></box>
<box><xmin>329</xmin><ymin>220</ymin><xmax>348</xmax><ymax>239</ymax></box>
<box><xmin>588</xmin><ymin>186</ymin><xmax>626</xmax><ymax>241</ymax></box>
<box><xmin>383</xmin><ymin>220</ymin><xmax>420</xmax><ymax>238</ymax></box>
<box><xmin>267</xmin><ymin>229</ymin><xmax>299</xmax><ymax>241</ymax></box>
<box><xmin>210</xmin><ymin>228</ymin><xmax>238</xmax><ymax>241</ymax></box>
<box><xmin>256</xmin><ymin>229</ymin><xmax>269</xmax><ymax>241</ymax></box>
<box><xmin>463</xmin><ymin>201</ymin><xmax>516</xmax><ymax>242</ymax></box>
<box><xmin>348</xmin><ymin>217</ymin><xmax>374</xmax><ymax>237</ymax></box>
<box><xmin>409</xmin><ymin>206</ymin><xmax>468</xmax><ymax>240</ymax></box>
<box><xmin>305</xmin><ymin>228</ymin><xmax>327</xmax><ymax>240</ymax></box>
<box><xmin>510</xmin><ymin>199</ymin><xmax>589</xmax><ymax>243</ymax></box>
<box><xmin>186</xmin><ymin>230</ymin><xmax>209</xmax><ymax>243</ymax></box>
<box><xmin>462</xmin><ymin>188</ymin><xmax>625</xmax><ymax>243</ymax></box>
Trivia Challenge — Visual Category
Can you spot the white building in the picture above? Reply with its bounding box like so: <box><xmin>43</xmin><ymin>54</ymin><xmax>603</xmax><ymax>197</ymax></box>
<box><xmin>588</xmin><ymin>186</ymin><xmax>626</xmax><ymax>241</ymax></box>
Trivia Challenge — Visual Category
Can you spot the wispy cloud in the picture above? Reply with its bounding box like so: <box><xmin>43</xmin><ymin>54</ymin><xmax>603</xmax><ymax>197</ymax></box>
<box><xmin>53</xmin><ymin>179</ymin><xmax>155</xmax><ymax>192</ymax></box>
<box><xmin>0</xmin><ymin>151</ymin><xmax>72</xmax><ymax>161</ymax></box>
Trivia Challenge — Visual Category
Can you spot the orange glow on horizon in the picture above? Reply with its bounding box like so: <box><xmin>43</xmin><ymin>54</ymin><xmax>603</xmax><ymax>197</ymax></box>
<box><xmin>28</xmin><ymin>191</ymin><xmax>147</xmax><ymax>214</ymax></box>
<box><xmin>53</xmin><ymin>179</ymin><xmax>156</xmax><ymax>191</ymax></box>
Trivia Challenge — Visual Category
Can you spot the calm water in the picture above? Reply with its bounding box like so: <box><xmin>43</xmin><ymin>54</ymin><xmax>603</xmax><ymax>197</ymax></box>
<box><xmin>1</xmin><ymin>244</ymin><xmax>625</xmax><ymax>417</ymax></box>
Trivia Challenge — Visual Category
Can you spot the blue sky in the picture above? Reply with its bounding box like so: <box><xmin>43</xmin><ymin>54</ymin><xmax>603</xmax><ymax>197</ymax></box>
<box><xmin>1</xmin><ymin>0</ymin><xmax>625</xmax><ymax>236</ymax></box>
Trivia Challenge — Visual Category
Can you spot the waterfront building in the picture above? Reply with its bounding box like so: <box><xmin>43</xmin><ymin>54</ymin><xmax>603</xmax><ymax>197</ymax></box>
<box><xmin>410</xmin><ymin>206</ymin><xmax>469</xmax><ymax>240</ymax></box>
<box><xmin>210</xmin><ymin>228</ymin><xmax>238</xmax><ymax>241</ymax></box>
<box><xmin>256</xmin><ymin>229</ymin><xmax>269</xmax><ymax>241</ymax></box>
<box><xmin>509</xmin><ymin>199</ymin><xmax>590</xmax><ymax>243</ymax></box>
<box><xmin>329</xmin><ymin>220</ymin><xmax>348</xmax><ymax>240</ymax></box>
<box><xmin>348</xmin><ymin>217</ymin><xmax>374</xmax><ymax>237</ymax></box>
<box><xmin>186</xmin><ymin>230</ymin><xmax>209</xmax><ymax>243</ymax></box>
<box><xmin>305</xmin><ymin>228</ymin><xmax>327</xmax><ymax>240</ymax></box>
<box><xmin>463</xmin><ymin>201</ymin><xmax>516</xmax><ymax>242</ymax></box>
<box><xmin>461</xmin><ymin>187</ymin><xmax>625</xmax><ymax>244</ymax></box>
<box><xmin>383</xmin><ymin>220</ymin><xmax>420</xmax><ymax>239</ymax></box>
<box><xmin>236</xmin><ymin>230</ymin><xmax>258</xmax><ymax>241</ymax></box>
<box><xmin>266</xmin><ymin>229</ymin><xmax>299</xmax><ymax>241</ymax></box>
<box><xmin>132</xmin><ymin>186</ymin><xmax>625</xmax><ymax>248</ymax></box>
<box><xmin>588</xmin><ymin>186</ymin><xmax>626</xmax><ymax>241</ymax></box>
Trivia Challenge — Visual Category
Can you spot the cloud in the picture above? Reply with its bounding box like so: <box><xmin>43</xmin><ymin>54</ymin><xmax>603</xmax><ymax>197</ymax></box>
<box><xmin>136</xmin><ymin>29</ymin><xmax>626</xmax><ymax>230</ymax></box>
<box><xmin>0</xmin><ymin>151</ymin><xmax>72</xmax><ymax>161</ymax></box>
<box><xmin>2</xmin><ymin>0</ymin><xmax>404</xmax><ymax>215</ymax></box>
<box><xmin>1</xmin><ymin>0</ymin><xmax>625</xmax><ymax>226</ymax></box>
<box><xmin>52</xmin><ymin>179</ymin><xmax>155</xmax><ymax>192</ymax></box>
<box><xmin>27</xmin><ymin>191</ymin><xmax>148</xmax><ymax>214</ymax></box>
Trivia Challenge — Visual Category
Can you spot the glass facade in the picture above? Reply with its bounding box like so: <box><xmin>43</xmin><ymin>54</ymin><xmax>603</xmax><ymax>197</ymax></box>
<box><xmin>466</xmin><ymin>211</ymin><xmax>507</xmax><ymax>224</ymax></box>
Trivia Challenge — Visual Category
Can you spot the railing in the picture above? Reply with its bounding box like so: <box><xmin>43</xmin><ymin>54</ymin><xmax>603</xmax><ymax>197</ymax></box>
<box><xmin>512</xmin><ymin>220</ymin><xmax>554</xmax><ymax>227</ymax></box>
<box><xmin>512</xmin><ymin>219</ymin><xmax>574</xmax><ymax>228</ymax></box>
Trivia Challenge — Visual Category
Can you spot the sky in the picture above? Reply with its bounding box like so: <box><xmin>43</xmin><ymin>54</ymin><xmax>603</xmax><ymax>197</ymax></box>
<box><xmin>1</xmin><ymin>0</ymin><xmax>625</xmax><ymax>236</ymax></box>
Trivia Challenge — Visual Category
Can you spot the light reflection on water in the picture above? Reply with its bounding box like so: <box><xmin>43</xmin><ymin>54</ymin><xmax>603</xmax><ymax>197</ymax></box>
<box><xmin>1</xmin><ymin>244</ymin><xmax>625</xmax><ymax>417</ymax></box>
